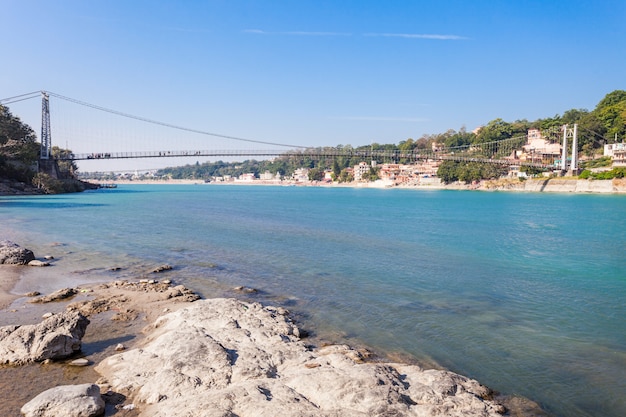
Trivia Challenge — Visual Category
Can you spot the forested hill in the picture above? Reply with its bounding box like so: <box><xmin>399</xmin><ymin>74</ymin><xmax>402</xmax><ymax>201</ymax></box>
<box><xmin>0</xmin><ymin>104</ymin><xmax>88</xmax><ymax>194</ymax></box>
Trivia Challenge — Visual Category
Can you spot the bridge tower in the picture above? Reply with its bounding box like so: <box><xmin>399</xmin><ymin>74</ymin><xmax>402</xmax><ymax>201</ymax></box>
<box><xmin>40</xmin><ymin>91</ymin><xmax>51</xmax><ymax>160</ymax></box>
<box><xmin>560</xmin><ymin>124</ymin><xmax>579</xmax><ymax>172</ymax></box>
<box><xmin>38</xmin><ymin>91</ymin><xmax>60</xmax><ymax>178</ymax></box>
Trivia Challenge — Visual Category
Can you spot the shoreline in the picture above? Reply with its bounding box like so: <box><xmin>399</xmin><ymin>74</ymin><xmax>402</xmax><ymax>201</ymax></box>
<box><xmin>0</xmin><ymin>263</ymin><xmax>547</xmax><ymax>416</ymax></box>
<box><xmin>2</xmin><ymin>177</ymin><xmax>626</xmax><ymax>196</ymax></box>
<box><xmin>88</xmin><ymin>177</ymin><xmax>626</xmax><ymax>194</ymax></box>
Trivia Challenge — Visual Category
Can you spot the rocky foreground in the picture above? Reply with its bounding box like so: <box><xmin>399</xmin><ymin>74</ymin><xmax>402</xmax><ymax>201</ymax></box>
<box><xmin>95</xmin><ymin>297</ymin><xmax>505</xmax><ymax>417</ymax></box>
<box><xmin>0</xmin><ymin>279</ymin><xmax>509</xmax><ymax>417</ymax></box>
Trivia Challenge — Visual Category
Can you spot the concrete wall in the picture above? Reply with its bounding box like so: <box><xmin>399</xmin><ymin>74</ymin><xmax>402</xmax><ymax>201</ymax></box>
<box><xmin>523</xmin><ymin>179</ymin><xmax>625</xmax><ymax>193</ymax></box>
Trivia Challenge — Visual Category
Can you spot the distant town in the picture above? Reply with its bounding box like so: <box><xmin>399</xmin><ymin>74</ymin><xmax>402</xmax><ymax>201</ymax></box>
<box><xmin>81</xmin><ymin>127</ymin><xmax>626</xmax><ymax>187</ymax></box>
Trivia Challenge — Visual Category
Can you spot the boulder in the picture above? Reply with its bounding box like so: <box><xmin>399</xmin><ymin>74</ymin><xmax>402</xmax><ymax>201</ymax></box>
<box><xmin>28</xmin><ymin>260</ymin><xmax>50</xmax><ymax>267</ymax></box>
<box><xmin>96</xmin><ymin>298</ymin><xmax>504</xmax><ymax>417</ymax></box>
<box><xmin>21</xmin><ymin>383</ymin><xmax>105</xmax><ymax>417</ymax></box>
<box><xmin>0</xmin><ymin>310</ymin><xmax>90</xmax><ymax>365</ymax></box>
<box><xmin>29</xmin><ymin>288</ymin><xmax>78</xmax><ymax>303</ymax></box>
<box><xmin>0</xmin><ymin>240</ymin><xmax>35</xmax><ymax>265</ymax></box>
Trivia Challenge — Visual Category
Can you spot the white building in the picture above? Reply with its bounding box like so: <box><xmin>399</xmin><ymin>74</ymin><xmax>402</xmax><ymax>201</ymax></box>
<box><xmin>353</xmin><ymin>162</ymin><xmax>371</xmax><ymax>181</ymax></box>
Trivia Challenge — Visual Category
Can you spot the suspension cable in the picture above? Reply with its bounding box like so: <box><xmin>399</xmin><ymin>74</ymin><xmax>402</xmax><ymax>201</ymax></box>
<box><xmin>0</xmin><ymin>91</ymin><xmax>41</xmax><ymax>105</ymax></box>
<box><xmin>44</xmin><ymin>91</ymin><xmax>308</xmax><ymax>149</ymax></box>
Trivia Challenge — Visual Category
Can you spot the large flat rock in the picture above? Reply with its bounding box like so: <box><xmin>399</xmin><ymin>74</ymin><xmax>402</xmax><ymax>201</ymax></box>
<box><xmin>96</xmin><ymin>298</ymin><xmax>504</xmax><ymax>416</ymax></box>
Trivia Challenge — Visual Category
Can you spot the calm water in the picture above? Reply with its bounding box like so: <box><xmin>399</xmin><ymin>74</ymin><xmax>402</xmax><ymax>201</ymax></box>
<box><xmin>1</xmin><ymin>184</ymin><xmax>625</xmax><ymax>417</ymax></box>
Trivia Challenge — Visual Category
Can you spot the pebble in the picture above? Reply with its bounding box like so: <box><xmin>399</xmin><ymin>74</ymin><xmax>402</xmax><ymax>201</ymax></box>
<box><xmin>69</xmin><ymin>358</ymin><xmax>90</xmax><ymax>367</ymax></box>
<box><xmin>115</xmin><ymin>344</ymin><xmax>126</xmax><ymax>351</ymax></box>
<box><xmin>28</xmin><ymin>260</ymin><xmax>50</xmax><ymax>267</ymax></box>
<box><xmin>42</xmin><ymin>312</ymin><xmax>54</xmax><ymax>319</ymax></box>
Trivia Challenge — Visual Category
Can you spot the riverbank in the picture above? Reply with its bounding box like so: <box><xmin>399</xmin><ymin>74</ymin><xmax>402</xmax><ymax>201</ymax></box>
<box><xmin>0</xmin><ymin>260</ymin><xmax>546</xmax><ymax>416</ymax></box>
<box><xmin>90</xmin><ymin>177</ymin><xmax>626</xmax><ymax>194</ymax></box>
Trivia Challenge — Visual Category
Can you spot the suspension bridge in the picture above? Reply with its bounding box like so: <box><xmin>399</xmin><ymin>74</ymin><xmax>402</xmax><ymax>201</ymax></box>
<box><xmin>1</xmin><ymin>90</ymin><xmax>583</xmax><ymax>173</ymax></box>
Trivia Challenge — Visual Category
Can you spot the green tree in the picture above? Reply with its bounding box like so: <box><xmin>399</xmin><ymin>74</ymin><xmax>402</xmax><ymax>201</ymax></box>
<box><xmin>308</xmin><ymin>167</ymin><xmax>325</xmax><ymax>182</ymax></box>
<box><xmin>437</xmin><ymin>161</ymin><xmax>460</xmax><ymax>184</ymax></box>
<box><xmin>52</xmin><ymin>146</ymin><xmax>78</xmax><ymax>178</ymax></box>
<box><xmin>474</xmin><ymin>119</ymin><xmax>514</xmax><ymax>144</ymax></box>
<box><xmin>593</xmin><ymin>90</ymin><xmax>626</xmax><ymax>142</ymax></box>
<box><xmin>338</xmin><ymin>168</ymin><xmax>354</xmax><ymax>183</ymax></box>
<box><xmin>332</xmin><ymin>159</ymin><xmax>341</xmax><ymax>179</ymax></box>
<box><xmin>361</xmin><ymin>166</ymin><xmax>380</xmax><ymax>182</ymax></box>
<box><xmin>0</xmin><ymin>104</ymin><xmax>40</xmax><ymax>183</ymax></box>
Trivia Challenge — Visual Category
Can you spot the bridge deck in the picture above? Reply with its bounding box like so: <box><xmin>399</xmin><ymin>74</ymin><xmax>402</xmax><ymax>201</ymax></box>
<box><xmin>57</xmin><ymin>149</ymin><xmax>555</xmax><ymax>170</ymax></box>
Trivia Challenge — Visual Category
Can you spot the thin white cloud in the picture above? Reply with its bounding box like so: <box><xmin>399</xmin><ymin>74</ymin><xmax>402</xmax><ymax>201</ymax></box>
<box><xmin>364</xmin><ymin>33</ymin><xmax>468</xmax><ymax>40</ymax></box>
<box><xmin>244</xmin><ymin>29</ymin><xmax>466</xmax><ymax>40</ymax></box>
<box><xmin>332</xmin><ymin>116</ymin><xmax>429</xmax><ymax>122</ymax></box>
<box><xmin>244</xmin><ymin>29</ymin><xmax>351</xmax><ymax>36</ymax></box>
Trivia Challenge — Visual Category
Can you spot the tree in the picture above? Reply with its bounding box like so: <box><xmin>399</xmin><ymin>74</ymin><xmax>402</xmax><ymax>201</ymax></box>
<box><xmin>0</xmin><ymin>104</ymin><xmax>40</xmax><ymax>183</ymax></box>
<box><xmin>437</xmin><ymin>161</ymin><xmax>460</xmax><ymax>184</ymax></box>
<box><xmin>308</xmin><ymin>167</ymin><xmax>325</xmax><ymax>182</ymax></box>
<box><xmin>332</xmin><ymin>159</ymin><xmax>341</xmax><ymax>179</ymax></box>
<box><xmin>361</xmin><ymin>166</ymin><xmax>380</xmax><ymax>182</ymax></box>
<box><xmin>338</xmin><ymin>168</ymin><xmax>354</xmax><ymax>183</ymax></box>
<box><xmin>474</xmin><ymin>119</ymin><xmax>514</xmax><ymax>144</ymax></box>
<box><xmin>52</xmin><ymin>146</ymin><xmax>78</xmax><ymax>178</ymax></box>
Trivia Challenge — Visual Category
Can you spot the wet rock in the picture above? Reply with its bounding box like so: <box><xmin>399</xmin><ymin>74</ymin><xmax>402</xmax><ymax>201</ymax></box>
<box><xmin>0</xmin><ymin>310</ymin><xmax>90</xmax><ymax>365</ymax></box>
<box><xmin>69</xmin><ymin>358</ymin><xmax>90</xmax><ymax>367</ymax></box>
<box><xmin>21</xmin><ymin>383</ymin><xmax>105</xmax><ymax>417</ymax></box>
<box><xmin>234</xmin><ymin>285</ymin><xmax>258</xmax><ymax>294</ymax></box>
<box><xmin>28</xmin><ymin>259</ymin><xmax>50</xmax><ymax>267</ymax></box>
<box><xmin>152</xmin><ymin>264</ymin><xmax>172</xmax><ymax>273</ymax></box>
<box><xmin>0</xmin><ymin>240</ymin><xmax>35</xmax><ymax>265</ymax></box>
<box><xmin>29</xmin><ymin>288</ymin><xmax>78</xmax><ymax>303</ymax></box>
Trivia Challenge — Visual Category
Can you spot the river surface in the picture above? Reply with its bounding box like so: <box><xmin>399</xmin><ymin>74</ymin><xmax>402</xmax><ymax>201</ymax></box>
<box><xmin>1</xmin><ymin>184</ymin><xmax>625</xmax><ymax>417</ymax></box>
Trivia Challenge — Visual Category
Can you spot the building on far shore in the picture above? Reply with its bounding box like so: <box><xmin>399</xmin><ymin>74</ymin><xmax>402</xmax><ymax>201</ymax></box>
<box><xmin>521</xmin><ymin>129</ymin><xmax>562</xmax><ymax>164</ymax></box>
<box><xmin>604</xmin><ymin>142</ymin><xmax>626</xmax><ymax>166</ymax></box>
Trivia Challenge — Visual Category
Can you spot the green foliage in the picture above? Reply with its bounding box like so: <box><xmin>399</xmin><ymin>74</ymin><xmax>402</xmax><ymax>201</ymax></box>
<box><xmin>579</xmin><ymin>156</ymin><xmax>612</xmax><ymax>169</ymax></box>
<box><xmin>437</xmin><ymin>160</ymin><xmax>508</xmax><ymax>184</ymax></box>
<box><xmin>520</xmin><ymin>165</ymin><xmax>543</xmax><ymax>176</ymax></box>
<box><xmin>52</xmin><ymin>146</ymin><xmax>79</xmax><ymax>178</ymax></box>
<box><xmin>31</xmin><ymin>173</ymin><xmax>63</xmax><ymax>193</ymax></box>
<box><xmin>0</xmin><ymin>105</ymin><xmax>37</xmax><ymax>146</ymax></box>
<box><xmin>338</xmin><ymin>168</ymin><xmax>354</xmax><ymax>183</ymax></box>
<box><xmin>0</xmin><ymin>104</ymin><xmax>41</xmax><ymax>185</ymax></box>
<box><xmin>308</xmin><ymin>167</ymin><xmax>325</xmax><ymax>181</ymax></box>
<box><xmin>596</xmin><ymin>99</ymin><xmax>626</xmax><ymax>140</ymax></box>
<box><xmin>579</xmin><ymin>167</ymin><xmax>626</xmax><ymax>180</ymax></box>
<box><xmin>474</xmin><ymin>119</ymin><xmax>514</xmax><ymax>144</ymax></box>
<box><xmin>361</xmin><ymin>166</ymin><xmax>380</xmax><ymax>182</ymax></box>
<box><xmin>437</xmin><ymin>161</ymin><xmax>460</xmax><ymax>184</ymax></box>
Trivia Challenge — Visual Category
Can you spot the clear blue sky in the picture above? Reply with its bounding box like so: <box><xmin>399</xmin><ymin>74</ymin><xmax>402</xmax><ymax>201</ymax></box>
<box><xmin>1</xmin><ymin>0</ymin><xmax>625</xmax><ymax>170</ymax></box>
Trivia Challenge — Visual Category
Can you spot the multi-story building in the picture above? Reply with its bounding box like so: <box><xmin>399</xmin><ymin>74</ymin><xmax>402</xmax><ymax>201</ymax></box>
<box><xmin>604</xmin><ymin>143</ymin><xmax>626</xmax><ymax>165</ymax></box>
<box><xmin>522</xmin><ymin>129</ymin><xmax>561</xmax><ymax>163</ymax></box>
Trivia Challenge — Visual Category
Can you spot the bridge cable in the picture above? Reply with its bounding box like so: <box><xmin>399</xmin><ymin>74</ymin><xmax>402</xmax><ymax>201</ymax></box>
<box><xmin>44</xmin><ymin>91</ymin><xmax>308</xmax><ymax>149</ymax></box>
<box><xmin>0</xmin><ymin>91</ymin><xmax>41</xmax><ymax>106</ymax></box>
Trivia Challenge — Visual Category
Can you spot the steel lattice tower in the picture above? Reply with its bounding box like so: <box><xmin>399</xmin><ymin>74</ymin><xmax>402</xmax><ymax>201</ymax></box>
<box><xmin>40</xmin><ymin>91</ymin><xmax>51</xmax><ymax>160</ymax></box>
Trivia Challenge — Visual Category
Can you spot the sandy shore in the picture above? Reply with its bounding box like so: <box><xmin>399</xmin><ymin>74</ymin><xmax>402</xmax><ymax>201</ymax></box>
<box><xmin>0</xmin><ymin>266</ymin><xmax>22</xmax><ymax>310</ymax></box>
<box><xmin>90</xmin><ymin>177</ymin><xmax>626</xmax><ymax>193</ymax></box>
<box><xmin>0</xmin><ymin>277</ymin><xmax>201</xmax><ymax>416</ymax></box>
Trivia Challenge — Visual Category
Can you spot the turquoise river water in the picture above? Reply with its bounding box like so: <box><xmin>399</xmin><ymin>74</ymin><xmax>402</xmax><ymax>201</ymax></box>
<box><xmin>1</xmin><ymin>184</ymin><xmax>625</xmax><ymax>417</ymax></box>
